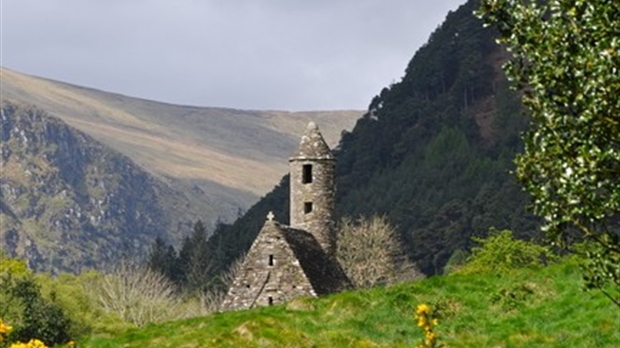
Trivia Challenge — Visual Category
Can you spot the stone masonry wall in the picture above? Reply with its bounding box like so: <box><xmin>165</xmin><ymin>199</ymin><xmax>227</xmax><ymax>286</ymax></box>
<box><xmin>221</xmin><ymin>220</ymin><xmax>315</xmax><ymax>311</ymax></box>
<box><xmin>289</xmin><ymin>158</ymin><xmax>336</xmax><ymax>256</ymax></box>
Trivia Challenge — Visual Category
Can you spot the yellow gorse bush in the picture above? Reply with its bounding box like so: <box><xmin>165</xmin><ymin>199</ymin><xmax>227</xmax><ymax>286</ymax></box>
<box><xmin>8</xmin><ymin>339</ymin><xmax>49</xmax><ymax>348</ymax></box>
<box><xmin>0</xmin><ymin>320</ymin><xmax>12</xmax><ymax>335</ymax></box>
<box><xmin>414</xmin><ymin>303</ymin><xmax>440</xmax><ymax>348</ymax></box>
<box><xmin>0</xmin><ymin>318</ymin><xmax>13</xmax><ymax>344</ymax></box>
<box><xmin>1</xmin><ymin>318</ymin><xmax>73</xmax><ymax>348</ymax></box>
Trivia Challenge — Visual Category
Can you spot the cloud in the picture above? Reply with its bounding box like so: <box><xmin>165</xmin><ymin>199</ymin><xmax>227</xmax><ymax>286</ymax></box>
<box><xmin>2</xmin><ymin>0</ymin><xmax>465</xmax><ymax>110</ymax></box>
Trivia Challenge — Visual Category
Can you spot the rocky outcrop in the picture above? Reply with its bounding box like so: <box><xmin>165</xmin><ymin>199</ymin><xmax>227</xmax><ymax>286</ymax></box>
<box><xmin>1</xmin><ymin>101</ymin><xmax>175</xmax><ymax>273</ymax></box>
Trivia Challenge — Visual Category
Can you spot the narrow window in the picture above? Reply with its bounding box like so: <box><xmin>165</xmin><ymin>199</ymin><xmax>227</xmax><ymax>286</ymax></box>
<box><xmin>268</xmin><ymin>296</ymin><xmax>273</xmax><ymax>306</ymax></box>
<box><xmin>304</xmin><ymin>202</ymin><xmax>313</xmax><ymax>214</ymax></box>
<box><xmin>302</xmin><ymin>164</ymin><xmax>313</xmax><ymax>183</ymax></box>
<box><xmin>268</xmin><ymin>254</ymin><xmax>274</xmax><ymax>266</ymax></box>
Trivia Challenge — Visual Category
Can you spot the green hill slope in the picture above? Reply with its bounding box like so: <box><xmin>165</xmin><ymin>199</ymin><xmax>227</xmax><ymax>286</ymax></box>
<box><xmin>82</xmin><ymin>262</ymin><xmax>619</xmax><ymax>347</ymax></box>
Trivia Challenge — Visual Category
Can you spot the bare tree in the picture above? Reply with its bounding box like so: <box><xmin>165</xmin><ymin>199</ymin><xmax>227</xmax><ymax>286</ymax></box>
<box><xmin>93</xmin><ymin>261</ymin><xmax>180</xmax><ymax>327</ymax></box>
<box><xmin>219</xmin><ymin>253</ymin><xmax>245</xmax><ymax>291</ymax></box>
<box><xmin>179</xmin><ymin>253</ymin><xmax>246</xmax><ymax>318</ymax></box>
<box><xmin>336</xmin><ymin>215</ymin><xmax>422</xmax><ymax>289</ymax></box>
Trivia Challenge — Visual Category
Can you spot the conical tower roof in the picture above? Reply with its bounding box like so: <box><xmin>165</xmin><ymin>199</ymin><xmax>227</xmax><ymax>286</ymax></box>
<box><xmin>290</xmin><ymin>122</ymin><xmax>335</xmax><ymax>161</ymax></box>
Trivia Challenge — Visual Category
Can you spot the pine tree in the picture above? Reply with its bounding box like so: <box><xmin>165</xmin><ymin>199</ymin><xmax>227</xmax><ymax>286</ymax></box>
<box><xmin>179</xmin><ymin>220</ymin><xmax>213</xmax><ymax>293</ymax></box>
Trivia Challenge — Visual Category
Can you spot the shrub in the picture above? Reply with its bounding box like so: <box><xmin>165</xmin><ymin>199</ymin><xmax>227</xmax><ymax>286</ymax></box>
<box><xmin>1</xmin><ymin>318</ymin><xmax>12</xmax><ymax>345</ymax></box>
<box><xmin>442</xmin><ymin>249</ymin><xmax>469</xmax><ymax>274</ymax></box>
<box><xmin>34</xmin><ymin>270</ymin><xmax>128</xmax><ymax>337</ymax></box>
<box><xmin>94</xmin><ymin>261</ymin><xmax>180</xmax><ymax>327</ymax></box>
<box><xmin>0</xmin><ymin>256</ymin><xmax>32</xmax><ymax>324</ymax></box>
<box><xmin>336</xmin><ymin>215</ymin><xmax>423</xmax><ymax>288</ymax></box>
<box><xmin>5</xmin><ymin>278</ymin><xmax>72</xmax><ymax>347</ymax></box>
<box><xmin>1</xmin><ymin>256</ymin><xmax>77</xmax><ymax>345</ymax></box>
<box><xmin>456</xmin><ymin>228</ymin><xmax>556</xmax><ymax>275</ymax></box>
<box><xmin>8</xmin><ymin>338</ymin><xmax>49</xmax><ymax>348</ymax></box>
<box><xmin>490</xmin><ymin>283</ymin><xmax>536</xmax><ymax>311</ymax></box>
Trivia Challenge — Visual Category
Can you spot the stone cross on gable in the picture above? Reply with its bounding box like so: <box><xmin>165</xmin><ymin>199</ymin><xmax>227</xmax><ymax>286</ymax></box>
<box><xmin>267</xmin><ymin>211</ymin><xmax>275</xmax><ymax>221</ymax></box>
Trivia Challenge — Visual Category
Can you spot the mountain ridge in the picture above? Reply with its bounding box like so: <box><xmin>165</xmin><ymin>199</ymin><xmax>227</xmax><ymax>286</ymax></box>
<box><xmin>1</xmin><ymin>67</ymin><xmax>361</xmax><ymax>196</ymax></box>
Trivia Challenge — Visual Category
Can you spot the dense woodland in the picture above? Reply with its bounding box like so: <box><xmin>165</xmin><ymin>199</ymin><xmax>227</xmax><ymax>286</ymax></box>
<box><xmin>162</xmin><ymin>0</ymin><xmax>542</xmax><ymax>283</ymax></box>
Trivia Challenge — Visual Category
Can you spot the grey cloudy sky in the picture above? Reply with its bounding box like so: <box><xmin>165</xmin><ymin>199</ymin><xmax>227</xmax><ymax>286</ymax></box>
<box><xmin>2</xmin><ymin>0</ymin><xmax>465</xmax><ymax>111</ymax></box>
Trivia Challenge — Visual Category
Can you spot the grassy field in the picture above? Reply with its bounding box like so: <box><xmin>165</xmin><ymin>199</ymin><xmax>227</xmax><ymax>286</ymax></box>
<box><xmin>81</xmin><ymin>261</ymin><xmax>619</xmax><ymax>347</ymax></box>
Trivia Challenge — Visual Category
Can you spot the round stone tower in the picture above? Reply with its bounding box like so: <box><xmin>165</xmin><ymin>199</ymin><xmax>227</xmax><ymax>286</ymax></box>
<box><xmin>289</xmin><ymin>122</ymin><xmax>336</xmax><ymax>256</ymax></box>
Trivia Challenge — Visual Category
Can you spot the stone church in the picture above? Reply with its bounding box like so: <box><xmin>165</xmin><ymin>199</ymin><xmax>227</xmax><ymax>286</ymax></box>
<box><xmin>220</xmin><ymin>122</ymin><xmax>351</xmax><ymax>311</ymax></box>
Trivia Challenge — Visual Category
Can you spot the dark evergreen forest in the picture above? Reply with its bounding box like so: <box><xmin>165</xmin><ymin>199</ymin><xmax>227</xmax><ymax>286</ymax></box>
<box><xmin>153</xmin><ymin>0</ymin><xmax>542</xmax><ymax>282</ymax></box>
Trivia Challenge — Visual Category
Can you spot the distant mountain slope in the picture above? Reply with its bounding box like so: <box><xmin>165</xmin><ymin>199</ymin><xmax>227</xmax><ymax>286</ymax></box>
<box><xmin>1</xmin><ymin>101</ymin><xmax>214</xmax><ymax>272</ymax></box>
<box><xmin>0</xmin><ymin>68</ymin><xmax>359</xmax><ymax>272</ymax></box>
<box><xmin>1</xmin><ymin>68</ymin><xmax>360</xmax><ymax>197</ymax></box>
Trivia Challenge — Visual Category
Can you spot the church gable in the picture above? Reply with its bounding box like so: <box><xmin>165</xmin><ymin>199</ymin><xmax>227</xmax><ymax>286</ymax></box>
<box><xmin>220</xmin><ymin>219</ymin><xmax>316</xmax><ymax>311</ymax></box>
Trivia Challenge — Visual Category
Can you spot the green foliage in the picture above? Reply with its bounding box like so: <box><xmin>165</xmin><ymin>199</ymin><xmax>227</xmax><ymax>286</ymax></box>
<box><xmin>147</xmin><ymin>220</ymin><xmax>228</xmax><ymax>294</ymax></box>
<box><xmin>572</xmin><ymin>241</ymin><xmax>620</xmax><ymax>303</ymax></box>
<box><xmin>33</xmin><ymin>271</ymin><xmax>125</xmax><ymax>337</ymax></box>
<box><xmin>81</xmin><ymin>262</ymin><xmax>618</xmax><ymax>348</ymax></box>
<box><xmin>478</xmin><ymin>0</ymin><xmax>620</xmax><ymax>304</ymax></box>
<box><xmin>0</xmin><ymin>254</ymin><xmax>31</xmax><ymax>280</ymax></box>
<box><xmin>457</xmin><ymin>229</ymin><xmax>555</xmax><ymax>275</ymax></box>
<box><xmin>147</xmin><ymin>237</ymin><xmax>183</xmax><ymax>286</ymax></box>
<box><xmin>442</xmin><ymin>249</ymin><xmax>469</xmax><ymax>274</ymax></box>
<box><xmin>179</xmin><ymin>220</ymin><xmax>215</xmax><ymax>293</ymax></box>
<box><xmin>0</xmin><ymin>255</ymin><xmax>129</xmax><ymax>343</ymax></box>
<box><xmin>5</xmin><ymin>278</ymin><xmax>72</xmax><ymax>346</ymax></box>
<box><xmin>490</xmin><ymin>283</ymin><xmax>535</xmax><ymax>311</ymax></box>
<box><xmin>0</xmin><ymin>257</ymin><xmax>32</xmax><ymax>333</ymax></box>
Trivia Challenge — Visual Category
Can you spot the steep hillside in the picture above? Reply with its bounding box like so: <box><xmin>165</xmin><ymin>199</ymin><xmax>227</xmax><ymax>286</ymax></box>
<box><xmin>201</xmin><ymin>0</ymin><xmax>540</xmax><ymax>277</ymax></box>
<box><xmin>1</xmin><ymin>101</ymin><xmax>236</xmax><ymax>273</ymax></box>
<box><xmin>1</xmin><ymin>68</ymin><xmax>360</xmax><ymax>197</ymax></box>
